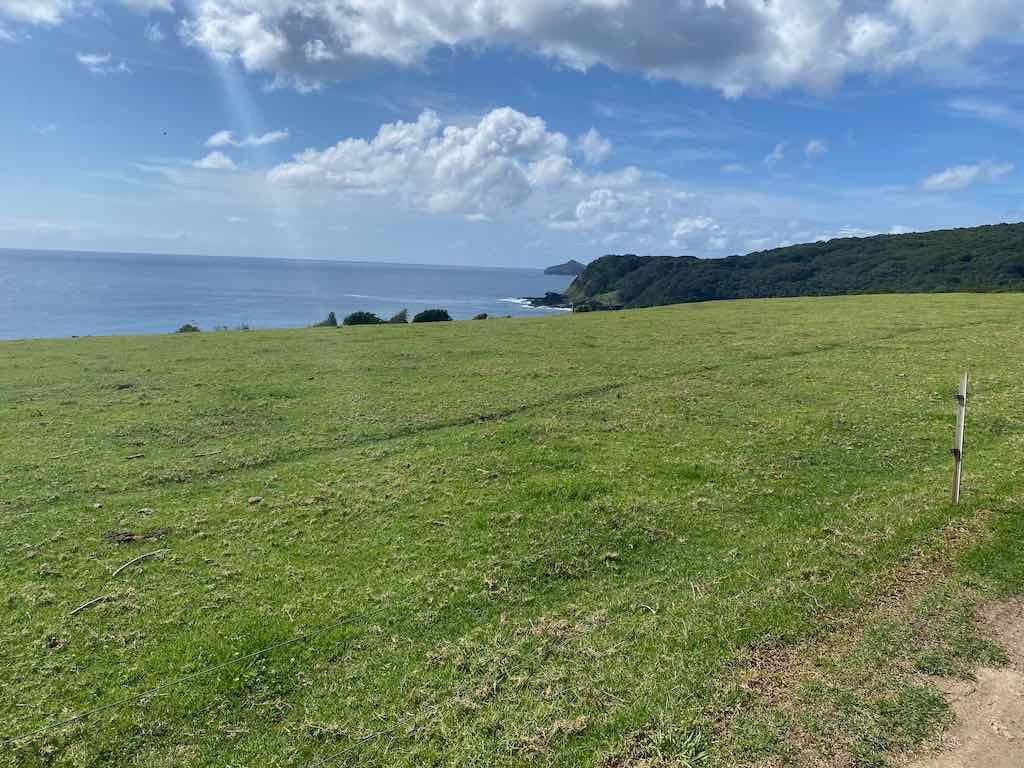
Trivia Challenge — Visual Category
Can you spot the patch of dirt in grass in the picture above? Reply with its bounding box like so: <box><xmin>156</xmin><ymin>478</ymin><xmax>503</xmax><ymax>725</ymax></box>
<box><xmin>905</xmin><ymin>598</ymin><xmax>1024</xmax><ymax>768</ymax></box>
<box><xmin>103</xmin><ymin>528</ymin><xmax>170</xmax><ymax>544</ymax></box>
<box><xmin>513</xmin><ymin>715</ymin><xmax>589</xmax><ymax>760</ymax></box>
<box><xmin>715</xmin><ymin>507</ymin><xmax>995</xmax><ymax>767</ymax></box>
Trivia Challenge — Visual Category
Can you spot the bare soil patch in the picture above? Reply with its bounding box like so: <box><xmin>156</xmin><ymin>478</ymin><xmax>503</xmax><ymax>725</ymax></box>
<box><xmin>907</xmin><ymin>598</ymin><xmax>1024</xmax><ymax>768</ymax></box>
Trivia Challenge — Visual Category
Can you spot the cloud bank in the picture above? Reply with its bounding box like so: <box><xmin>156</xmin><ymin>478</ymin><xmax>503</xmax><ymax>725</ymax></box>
<box><xmin>172</xmin><ymin>0</ymin><xmax>1024</xmax><ymax>93</ymax></box>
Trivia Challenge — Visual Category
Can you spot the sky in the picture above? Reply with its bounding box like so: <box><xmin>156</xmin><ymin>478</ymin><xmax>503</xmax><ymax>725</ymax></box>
<box><xmin>2</xmin><ymin>1</ymin><xmax>1024</xmax><ymax>267</ymax></box>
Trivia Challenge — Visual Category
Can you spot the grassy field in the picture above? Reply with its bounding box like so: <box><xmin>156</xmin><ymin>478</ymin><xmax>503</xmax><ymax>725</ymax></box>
<box><xmin>3</xmin><ymin>294</ymin><xmax>1024</xmax><ymax>767</ymax></box>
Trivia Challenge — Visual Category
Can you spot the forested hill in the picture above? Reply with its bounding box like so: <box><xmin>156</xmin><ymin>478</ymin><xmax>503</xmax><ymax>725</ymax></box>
<box><xmin>565</xmin><ymin>223</ymin><xmax>1024</xmax><ymax>309</ymax></box>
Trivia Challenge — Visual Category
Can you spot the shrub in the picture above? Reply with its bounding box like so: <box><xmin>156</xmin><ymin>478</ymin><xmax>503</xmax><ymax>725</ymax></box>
<box><xmin>343</xmin><ymin>311</ymin><xmax>383</xmax><ymax>326</ymax></box>
<box><xmin>411</xmin><ymin>308</ymin><xmax>452</xmax><ymax>323</ymax></box>
<box><xmin>472</xmin><ymin>313</ymin><xmax>489</xmax><ymax>320</ymax></box>
<box><xmin>388</xmin><ymin>309</ymin><xmax>409</xmax><ymax>324</ymax></box>
<box><xmin>176</xmin><ymin>323</ymin><xmax>200</xmax><ymax>333</ymax></box>
<box><xmin>313</xmin><ymin>312</ymin><xmax>338</xmax><ymax>328</ymax></box>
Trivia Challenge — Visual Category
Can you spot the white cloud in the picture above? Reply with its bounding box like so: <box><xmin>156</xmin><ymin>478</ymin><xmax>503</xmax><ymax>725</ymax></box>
<box><xmin>269</xmin><ymin>107</ymin><xmax>577</xmax><ymax>217</ymax></box>
<box><xmin>0</xmin><ymin>22</ymin><xmax>15</xmax><ymax>40</ymax></box>
<box><xmin>844</xmin><ymin>14</ymin><xmax>899</xmax><ymax>56</ymax></box>
<box><xmin>721</xmin><ymin>163</ymin><xmax>748</xmax><ymax>173</ymax></box>
<box><xmin>266</xmin><ymin>106</ymin><xmax>724</xmax><ymax>249</ymax></box>
<box><xmin>174</xmin><ymin>0</ymin><xmax>1024</xmax><ymax>94</ymax></box>
<box><xmin>764</xmin><ymin>142</ymin><xmax>787</xmax><ymax>166</ymax></box>
<box><xmin>890</xmin><ymin>0</ymin><xmax>1024</xmax><ymax>49</ymax></box>
<box><xmin>0</xmin><ymin>0</ymin><xmax>74</xmax><ymax>25</ymax></box>
<box><xmin>34</xmin><ymin>122</ymin><xmax>58</xmax><ymax>135</ymax></box>
<box><xmin>115</xmin><ymin>103</ymin><xmax>1018</xmax><ymax>263</ymax></box>
<box><xmin>673</xmin><ymin>216</ymin><xmax>718</xmax><ymax>238</ymax></box>
<box><xmin>205</xmin><ymin>129</ymin><xmax>289</xmax><ymax>147</ymax></box>
<box><xmin>76</xmin><ymin>51</ymin><xmax>132</xmax><ymax>74</ymax></box>
<box><xmin>303</xmin><ymin>38</ymin><xmax>335</xmax><ymax>62</ymax></box>
<box><xmin>805</xmin><ymin>139</ymin><xmax>829</xmax><ymax>157</ymax></box>
<box><xmin>2</xmin><ymin>0</ymin><xmax>1022</xmax><ymax>96</ymax></box>
<box><xmin>145</xmin><ymin>22</ymin><xmax>165</xmax><ymax>42</ymax></box>
<box><xmin>227</xmin><ymin>215</ymin><xmax>246</xmax><ymax>223</ymax></box>
<box><xmin>948</xmin><ymin>98</ymin><xmax>1024</xmax><ymax>128</ymax></box>
<box><xmin>921</xmin><ymin>160</ymin><xmax>1014</xmax><ymax>191</ymax></box>
<box><xmin>194</xmin><ymin>151</ymin><xmax>237</xmax><ymax>170</ymax></box>
<box><xmin>578</xmin><ymin>128</ymin><xmax>612</xmax><ymax>166</ymax></box>
<box><xmin>813</xmin><ymin>225</ymin><xmax>875</xmax><ymax>241</ymax></box>
<box><xmin>671</xmin><ymin>215</ymin><xmax>728</xmax><ymax>251</ymax></box>
<box><xmin>549</xmin><ymin>189</ymin><xmax>635</xmax><ymax>233</ymax></box>
<box><xmin>1</xmin><ymin>0</ymin><xmax>171</xmax><ymax>27</ymax></box>
<box><xmin>204</xmin><ymin>130</ymin><xmax>234</xmax><ymax>147</ymax></box>
<box><xmin>0</xmin><ymin>216</ymin><xmax>82</xmax><ymax>234</ymax></box>
<box><xmin>77</xmin><ymin>51</ymin><xmax>110</xmax><ymax>67</ymax></box>
<box><xmin>120</xmin><ymin>0</ymin><xmax>174</xmax><ymax>11</ymax></box>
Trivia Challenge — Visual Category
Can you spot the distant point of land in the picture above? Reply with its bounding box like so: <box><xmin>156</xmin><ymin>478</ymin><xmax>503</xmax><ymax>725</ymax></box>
<box><xmin>543</xmin><ymin>259</ymin><xmax>587</xmax><ymax>276</ymax></box>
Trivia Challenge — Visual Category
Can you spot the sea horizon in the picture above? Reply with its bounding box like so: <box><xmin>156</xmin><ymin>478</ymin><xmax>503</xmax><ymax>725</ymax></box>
<box><xmin>0</xmin><ymin>248</ymin><xmax>574</xmax><ymax>342</ymax></box>
<box><xmin>0</xmin><ymin>245</ymin><xmax>567</xmax><ymax>273</ymax></box>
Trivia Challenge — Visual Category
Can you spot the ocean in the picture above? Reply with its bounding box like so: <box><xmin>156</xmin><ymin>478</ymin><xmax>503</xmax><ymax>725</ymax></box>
<box><xmin>0</xmin><ymin>249</ymin><xmax>574</xmax><ymax>341</ymax></box>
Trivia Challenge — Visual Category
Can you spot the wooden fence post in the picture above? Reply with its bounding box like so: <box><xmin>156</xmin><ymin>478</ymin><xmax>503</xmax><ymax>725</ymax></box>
<box><xmin>951</xmin><ymin>373</ymin><xmax>968</xmax><ymax>505</ymax></box>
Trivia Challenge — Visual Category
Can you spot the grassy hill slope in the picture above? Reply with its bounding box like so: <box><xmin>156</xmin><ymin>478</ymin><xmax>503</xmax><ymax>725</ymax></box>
<box><xmin>3</xmin><ymin>294</ymin><xmax>1024</xmax><ymax>767</ymax></box>
<box><xmin>566</xmin><ymin>222</ymin><xmax>1024</xmax><ymax>308</ymax></box>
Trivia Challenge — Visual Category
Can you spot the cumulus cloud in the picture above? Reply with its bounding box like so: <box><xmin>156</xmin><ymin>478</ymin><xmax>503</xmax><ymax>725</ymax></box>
<box><xmin>194</xmin><ymin>150</ymin><xmax>237</xmax><ymax>170</ymax></box>
<box><xmin>76</xmin><ymin>52</ymin><xmax>132</xmax><ymax>74</ymax></box>
<box><xmin>548</xmin><ymin>189</ymin><xmax>637</xmax><ymax>233</ymax></box>
<box><xmin>805</xmin><ymin>139</ymin><xmax>829</xmax><ymax>157</ymax></box>
<box><xmin>172</xmin><ymin>0</ymin><xmax>1024</xmax><ymax>94</ymax></box>
<box><xmin>671</xmin><ymin>215</ymin><xmax>728</xmax><ymax>251</ymax></box>
<box><xmin>921</xmin><ymin>160</ymin><xmax>1014</xmax><ymax>191</ymax></box>
<box><xmin>578</xmin><ymin>128</ymin><xmax>612</xmax><ymax>166</ymax></box>
<box><xmin>269</xmin><ymin>108</ymin><xmax>578</xmax><ymax>217</ymax></box>
<box><xmin>266</xmin><ymin>106</ymin><xmax>726</xmax><ymax>250</ymax></box>
<box><xmin>206</xmin><ymin>129</ymin><xmax>289</xmax><ymax>147</ymax></box>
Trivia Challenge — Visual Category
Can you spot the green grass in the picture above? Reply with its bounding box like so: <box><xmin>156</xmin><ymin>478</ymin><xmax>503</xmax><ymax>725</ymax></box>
<box><xmin>2</xmin><ymin>293</ymin><xmax>1024</xmax><ymax>767</ymax></box>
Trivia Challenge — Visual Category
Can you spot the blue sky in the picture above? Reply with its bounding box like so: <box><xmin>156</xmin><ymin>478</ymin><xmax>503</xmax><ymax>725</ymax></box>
<box><xmin>2</xmin><ymin>1</ymin><xmax>1024</xmax><ymax>267</ymax></box>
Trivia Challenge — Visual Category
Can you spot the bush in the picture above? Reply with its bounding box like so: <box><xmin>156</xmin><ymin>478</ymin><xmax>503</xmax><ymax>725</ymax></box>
<box><xmin>472</xmin><ymin>313</ymin><xmax>489</xmax><ymax>320</ymax></box>
<box><xmin>176</xmin><ymin>323</ymin><xmax>200</xmax><ymax>333</ymax></box>
<box><xmin>411</xmin><ymin>309</ymin><xmax>452</xmax><ymax>323</ymax></box>
<box><xmin>388</xmin><ymin>309</ymin><xmax>409</xmax><ymax>324</ymax></box>
<box><xmin>313</xmin><ymin>311</ymin><xmax>338</xmax><ymax>328</ymax></box>
<box><xmin>343</xmin><ymin>311</ymin><xmax>383</xmax><ymax>326</ymax></box>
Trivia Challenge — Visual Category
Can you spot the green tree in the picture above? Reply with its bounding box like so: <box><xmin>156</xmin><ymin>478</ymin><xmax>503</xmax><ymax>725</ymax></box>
<box><xmin>343</xmin><ymin>311</ymin><xmax>384</xmax><ymax>326</ymax></box>
<box><xmin>411</xmin><ymin>309</ymin><xmax>452</xmax><ymax>323</ymax></box>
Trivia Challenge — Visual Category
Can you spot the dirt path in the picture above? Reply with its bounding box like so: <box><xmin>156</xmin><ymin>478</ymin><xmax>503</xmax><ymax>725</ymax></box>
<box><xmin>907</xmin><ymin>599</ymin><xmax>1024</xmax><ymax>768</ymax></box>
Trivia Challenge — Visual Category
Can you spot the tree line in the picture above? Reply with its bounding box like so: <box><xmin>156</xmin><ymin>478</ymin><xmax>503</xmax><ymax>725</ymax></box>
<box><xmin>565</xmin><ymin>222</ymin><xmax>1024</xmax><ymax>309</ymax></box>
